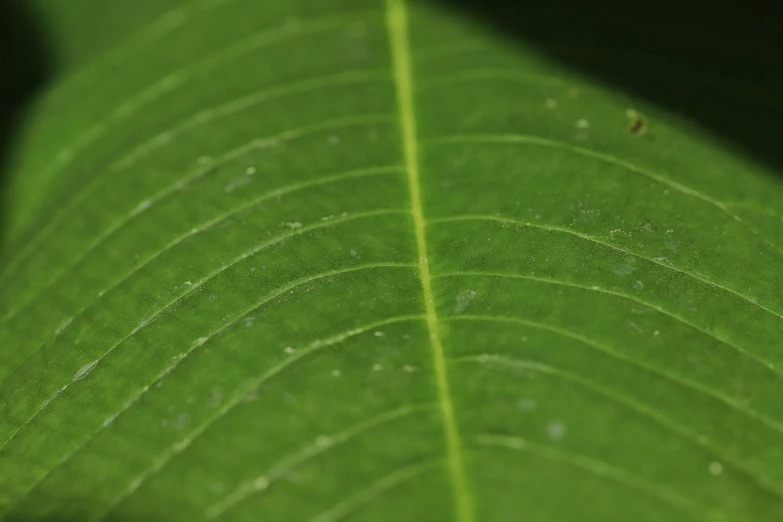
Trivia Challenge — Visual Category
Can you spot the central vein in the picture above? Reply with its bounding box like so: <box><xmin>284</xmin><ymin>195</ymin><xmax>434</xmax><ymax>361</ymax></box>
<box><xmin>385</xmin><ymin>1</ymin><xmax>474</xmax><ymax>520</ymax></box>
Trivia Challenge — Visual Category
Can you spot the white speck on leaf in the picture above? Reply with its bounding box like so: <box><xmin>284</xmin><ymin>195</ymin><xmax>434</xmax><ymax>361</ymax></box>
<box><xmin>285</xmin><ymin>221</ymin><xmax>302</xmax><ymax>229</ymax></box>
<box><xmin>633</xmin><ymin>280</ymin><xmax>644</xmax><ymax>290</ymax></box>
<box><xmin>576</xmin><ymin>118</ymin><xmax>589</xmax><ymax>129</ymax></box>
<box><xmin>546</xmin><ymin>420</ymin><xmax>566</xmax><ymax>440</ymax></box>
<box><xmin>73</xmin><ymin>360</ymin><xmax>99</xmax><ymax>381</ymax></box>
<box><xmin>315</xmin><ymin>435</ymin><xmax>332</xmax><ymax>447</ymax></box>
<box><xmin>403</xmin><ymin>365</ymin><xmax>418</xmax><ymax>373</ymax></box>
<box><xmin>373</xmin><ymin>364</ymin><xmax>383</xmax><ymax>371</ymax></box>
<box><xmin>545</xmin><ymin>98</ymin><xmax>557</xmax><ymax>109</ymax></box>
<box><xmin>284</xmin><ymin>346</ymin><xmax>296</xmax><ymax>355</ymax></box>
<box><xmin>350</xmin><ymin>249</ymin><xmax>357</xmax><ymax>256</ymax></box>
<box><xmin>192</xmin><ymin>337</ymin><xmax>209</xmax><ymax>348</ymax></box>
<box><xmin>609</xmin><ymin>228</ymin><xmax>632</xmax><ymax>240</ymax></box>
<box><xmin>331</xmin><ymin>369</ymin><xmax>341</xmax><ymax>377</ymax></box>
<box><xmin>373</xmin><ymin>331</ymin><xmax>384</xmax><ymax>337</ymax></box>
<box><xmin>254</xmin><ymin>476</ymin><xmax>269</xmax><ymax>490</ymax></box>
<box><xmin>454</xmin><ymin>290</ymin><xmax>477</xmax><ymax>313</ymax></box>
<box><xmin>709</xmin><ymin>461</ymin><xmax>723</xmax><ymax>475</ymax></box>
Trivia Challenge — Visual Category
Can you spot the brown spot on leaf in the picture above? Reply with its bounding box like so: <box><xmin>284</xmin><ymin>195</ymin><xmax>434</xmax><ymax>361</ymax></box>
<box><xmin>628</xmin><ymin>115</ymin><xmax>646</xmax><ymax>135</ymax></box>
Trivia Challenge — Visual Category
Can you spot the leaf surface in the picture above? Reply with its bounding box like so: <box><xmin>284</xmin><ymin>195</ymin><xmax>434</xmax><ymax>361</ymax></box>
<box><xmin>0</xmin><ymin>0</ymin><xmax>782</xmax><ymax>521</ymax></box>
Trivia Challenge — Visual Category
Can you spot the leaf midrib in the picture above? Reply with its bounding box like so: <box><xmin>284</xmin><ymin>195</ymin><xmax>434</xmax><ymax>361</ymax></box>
<box><xmin>385</xmin><ymin>0</ymin><xmax>474</xmax><ymax>520</ymax></box>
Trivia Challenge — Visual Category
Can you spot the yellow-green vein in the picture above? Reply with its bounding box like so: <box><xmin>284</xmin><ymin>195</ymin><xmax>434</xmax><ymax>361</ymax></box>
<box><xmin>385</xmin><ymin>1</ymin><xmax>474</xmax><ymax>521</ymax></box>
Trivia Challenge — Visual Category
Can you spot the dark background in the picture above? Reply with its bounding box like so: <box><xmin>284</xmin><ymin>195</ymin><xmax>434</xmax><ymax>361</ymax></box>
<box><xmin>439</xmin><ymin>0</ymin><xmax>783</xmax><ymax>174</ymax></box>
<box><xmin>0</xmin><ymin>0</ymin><xmax>52</xmax><ymax>249</ymax></box>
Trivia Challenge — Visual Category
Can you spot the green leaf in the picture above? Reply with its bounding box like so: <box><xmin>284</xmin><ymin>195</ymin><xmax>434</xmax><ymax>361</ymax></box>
<box><xmin>1</xmin><ymin>0</ymin><xmax>782</xmax><ymax>521</ymax></box>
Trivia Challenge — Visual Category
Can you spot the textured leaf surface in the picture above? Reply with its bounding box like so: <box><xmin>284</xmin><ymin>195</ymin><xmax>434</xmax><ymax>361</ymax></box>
<box><xmin>1</xmin><ymin>0</ymin><xmax>782</xmax><ymax>521</ymax></box>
